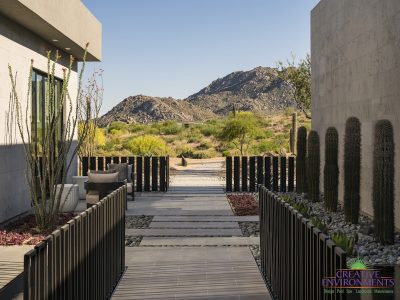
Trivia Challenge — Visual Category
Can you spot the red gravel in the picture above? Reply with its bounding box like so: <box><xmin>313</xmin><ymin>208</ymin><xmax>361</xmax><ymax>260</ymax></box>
<box><xmin>227</xmin><ymin>193</ymin><xmax>259</xmax><ymax>216</ymax></box>
<box><xmin>0</xmin><ymin>213</ymin><xmax>75</xmax><ymax>246</ymax></box>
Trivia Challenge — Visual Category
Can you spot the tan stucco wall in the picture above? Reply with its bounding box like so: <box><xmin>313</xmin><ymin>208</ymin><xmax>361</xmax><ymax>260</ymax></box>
<box><xmin>311</xmin><ymin>0</ymin><xmax>400</xmax><ymax>229</ymax></box>
<box><xmin>0</xmin><ymin>15</ymin><xmax>78</xmax><ymax>223</ymax></box>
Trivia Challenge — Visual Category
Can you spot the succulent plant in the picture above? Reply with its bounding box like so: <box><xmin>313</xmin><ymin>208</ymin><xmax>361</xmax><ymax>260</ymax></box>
<box><xmin>343</xmin><ymin>117</ymin><xmax>361</xmax><ymax>224</ymax></box>
<box><xmin>307</xmin><ymin>131</ymin><xmax>320</xmax><ymax>202</ymax></box>
<box><xmin>331</xmin><ymin>232</ymin><xmax>355</xmax><ymax>256</ymax></box>
<box><xmin>373</xmin><ymin>120</ymin><xmax>395</xmax><ymax>245</ymax></box>
<box><xmin>296</xmin><ymin>126</ymin><xmax>307</xmax><ymax>193</ymax></box>
<box><xmin>324</xmin><ymin>127</ymin><xmax>339</xmax><ymax>211</ymax></box>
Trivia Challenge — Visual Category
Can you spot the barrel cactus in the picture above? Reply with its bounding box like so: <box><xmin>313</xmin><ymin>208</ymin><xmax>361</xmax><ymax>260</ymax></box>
<box><xmin>344</xmin><ymin>117</ymin><xmax>361</xmax><ymax>224</ymax></box>
<box><xmin>296</xmin><ymin>126</ymin><xmax>307</xmax><ymax>193</ymax></box>
<box><xmin>373</xmin><ymin>120</ymin><xmax>395</xmax><ymax>245</ymax></box>
<box><xmin>324</xmin><ymin>127</ymin><xmax>339</xmax><ymax>211</ymax></box>
<box><xmin>307</xmin><ymin>131</ymin><xmax>320</xmax><ymax>202</ymax></box>
<box><xmin>290</xmin><ymin>112</ymin><xmax>297</xmax><ymax>154</ymax></box>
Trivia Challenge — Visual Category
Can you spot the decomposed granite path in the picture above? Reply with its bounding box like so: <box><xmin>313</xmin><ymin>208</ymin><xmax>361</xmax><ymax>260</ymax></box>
<box><xmin>112</xmin><ymin>158</ymin><xmax>272</xmax><ymax>300</ymax></box>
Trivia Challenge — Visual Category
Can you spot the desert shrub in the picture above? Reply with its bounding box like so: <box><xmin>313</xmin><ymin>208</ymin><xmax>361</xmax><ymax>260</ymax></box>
<box><xmin>109</xmin><ymin>129</ymin><xmax>124</xmax><ymax>136</ymax></box>
<box><xmin>197</xmin><ymin>141</ymin><xmax>213</xmax><ymax>150</ymax></box>
<box><xmin>108</xmin><ymin>121</ymin><xmax>127</xmax><ymax>133</ymax></box>
<box><xmin>127</xmin><ymin>123</ymin><xmax>145</xmax><ymax>133</ymax></box>
<box><xmin>125</xmin><ymin>135</ymin><xmax>169</xmax><ymax>156</ymax></box>
<box><xmin>222</xmin><ymin>150</ymin><xmax>231</xmax><ymax>157</ymax></box>
<box><xmin>156</xmin><ymin>121</ymin><xmax>183</xmax><ymax>135</ymax></box>
<box><xmin>200</xmin><ymin>120</ymin><xmax>222</xmax><ymax>137</ymax></box>
<box><xmin>187</xmin><ymin>134</ymin><xmax>202</xmax><ymax>143</ymax></box>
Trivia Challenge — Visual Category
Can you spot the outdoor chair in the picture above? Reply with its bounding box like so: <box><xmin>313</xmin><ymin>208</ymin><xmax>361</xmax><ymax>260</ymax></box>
<box><xmin>85</xmin><ymin>170</ymin><xmax>125</xmax><ymax>208</ymax></box>
<box><xmin>108</xmin><ymin>163</ymin><xmax>135</xmax><ymax>199</ymax></box>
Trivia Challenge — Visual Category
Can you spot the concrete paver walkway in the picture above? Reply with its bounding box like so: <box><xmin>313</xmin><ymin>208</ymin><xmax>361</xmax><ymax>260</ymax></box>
<box><xmin>112</xmin><ymin>159</ymin><xmax>272</xmax><ymax>300</ymax></box>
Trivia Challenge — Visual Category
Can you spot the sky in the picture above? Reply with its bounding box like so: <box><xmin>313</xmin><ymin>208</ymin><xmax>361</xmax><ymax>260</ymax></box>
<box><xmin>81</xmin><ymin>0</ymin><xmax>320</xmax><ymax>115</ymax></box>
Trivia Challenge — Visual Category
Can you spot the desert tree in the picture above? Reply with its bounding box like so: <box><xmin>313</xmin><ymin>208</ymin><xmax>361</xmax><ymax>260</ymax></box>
<box><xmin>8</xmin><ymin>46</ymin><xmax>92</xmax><ymax>230</ymax></box>
<box><xmin>277</xmin><ymin>54</ymin><xmax>311</xmax><ymax>119</ymax></box>
<box><xmin>219</xmin><ymin>111</ymin><xmax>259</xmax><ymax>156</ymax></box>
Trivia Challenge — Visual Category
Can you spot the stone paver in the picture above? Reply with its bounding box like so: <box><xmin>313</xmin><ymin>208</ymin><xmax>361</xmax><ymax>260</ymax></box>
<box><xmin>140</xmin><ymin>237</ymin><xmax>260</xmax><ymax>246</ymax></box>
<box><xmin>150</xmin><ymin>221</ymin><xmax>240</xmax><ymax>228</ymax></box>
<box><xmin>112</xmin><ymin>247</ymin><xmax>271</xmax><ymax>300</ymax></box>
<box><xmin>126</xmin><ymin>228</ymin><xmax>242</xmax><ymax>236</ymax></box>
<box><xmin>153</xmin><ymin>216</ymin><xmax>259</xmax><ymax>222</ymax></box>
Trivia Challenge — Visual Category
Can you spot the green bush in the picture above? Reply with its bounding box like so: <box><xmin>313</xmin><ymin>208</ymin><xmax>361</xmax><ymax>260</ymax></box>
<box><xmin>197</xmin><ymin>141</ymin><xmax>212</xmax><ymax>150</ymax></box>
<box><xmin>108</xmin><ymin>121</ymin><xmax>127</xmax><ymax>133</ymax></box>
<box><xmin>125</xmin><ymin>135</ymin><xmax>169</xmax><ymax>156</ymax></box>
<box><xmin>127</xmin><ymin>123</ymin><xmax>145</xmax><ymax>133</ymax></box>
<box><xmin>158</xmin><ymin>121</ymin><xmax>183</xmax><ymax>135</ymax></box>
<box><xmin>199</xmin><ymin>121</ymin><xmax>222</xmax><ymax>137</ymax></box>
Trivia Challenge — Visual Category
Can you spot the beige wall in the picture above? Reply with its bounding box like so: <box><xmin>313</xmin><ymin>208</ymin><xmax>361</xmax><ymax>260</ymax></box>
<box><xmin>311</xmin><ymin>0</ymin><xmax>400</xmax><ymax>229</ymax></box>
<box><xmin>0</xmin><ymin>0</ymin><xmax>101</xmax><ymax>61</ymax></box>
<box><xmin>0</xmin><ymin>15</ymin><xmax>78</xmax><ymax>223</ymax></box>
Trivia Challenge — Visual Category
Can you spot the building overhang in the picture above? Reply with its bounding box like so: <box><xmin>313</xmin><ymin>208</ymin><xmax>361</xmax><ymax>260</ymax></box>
<box><xmin>0</xmin><ymin>0</ymin><xmax>102</xmax><ymax>61</ymax></box>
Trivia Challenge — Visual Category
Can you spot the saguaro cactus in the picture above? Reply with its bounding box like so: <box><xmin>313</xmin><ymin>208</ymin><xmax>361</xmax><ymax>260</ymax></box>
<box><xmin>290</xmin><ymin>112</ymin><xmax>297</xmax><ymax>154</ymax></box>
<box><xmin>307</xmin><ymin>131</ymin><xmax>320</xmax><ymax>202</ymax></box>
<box><xmin>344</xmin><ymin>117</ymin><xmax>361</xmax><ymax>224</ymax></box>
<box><xmin>373</xmin><ymin>120</ymin><xmax>395</xmax><ymax>245</ymax></box>
<box><xmin>324</xmin><ymin>127</ymin><xmax>339</xmax><ymax>211</ymax></box>
<box><xmin>296</xmin><ymin>126</ymin><xmax>307</xmax><ymax>193</ymax></box>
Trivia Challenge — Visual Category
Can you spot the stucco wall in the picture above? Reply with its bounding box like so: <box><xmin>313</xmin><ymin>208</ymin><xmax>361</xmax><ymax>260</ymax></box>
<box><xmin>311</xmin><ymin>0</ymin><xmax>400</xmax><ymax>229</ymax></box>
<box><xmin>0</xmin><ymin>15</ymin><xmax>78</xmax><ymax>223</ymax></box>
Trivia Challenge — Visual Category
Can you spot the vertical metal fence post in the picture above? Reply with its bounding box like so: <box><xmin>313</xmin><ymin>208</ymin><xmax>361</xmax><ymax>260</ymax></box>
<box><xmin>151</xmin><ymin>157</ymin><xmax>158</xmax><ymax>191</ymax></box>
<box><xmin>257</xmin><ymin>156</ymin><xmax>264</xmax><ymax>186</ymax></box>
<box><xmin>136</xmin><ymin>157</ymin><xmax>143</xmax><ymax>192</ymax></box>
<box><xmin>249</xmin><ymin>156</ymin><xmax>256</xmax><ymax>192</ymax></box>
<box><xmin>226</xmin><ymin>157</ymin><xmax>232</xmax><ymax>192</ymax></box>
<box><xmin>241</xmin><ymin>156</ymin><xmax>248</xmax><ymax>192</ymax></box>
<box><xmin>233</xmin><ymin>156</ymin><xmax>240</xmax><ymax>192</ymax></box>
<box><xmin>272</xmin><ymin>157</ymin><xmax>279</xmax><ymax>191</ymax></box>
<box><xmin>280</xmin><ymin>156</ymin><xmax>287</xmax><ymax>192</ymax></box>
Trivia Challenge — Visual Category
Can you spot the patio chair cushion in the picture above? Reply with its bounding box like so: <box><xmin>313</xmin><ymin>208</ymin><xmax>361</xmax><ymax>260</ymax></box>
<box><xmin>88</xmin><ymin>171</ymin><xmax>119</xmax><ymax>183</ymax></box>
<box><xmin>86</xmin><ymin>190</ymin><xmax>99</xmax><ymax>204</ymax></box>
<box><xmin>108</xmin><ymin>163</ymin><xmax>129</xmax><ymax>182</ymax></box>
<box><xmin>127</xmin><ymin>182</ymin><xmax>133</xmax><ymax>194</ymax></box>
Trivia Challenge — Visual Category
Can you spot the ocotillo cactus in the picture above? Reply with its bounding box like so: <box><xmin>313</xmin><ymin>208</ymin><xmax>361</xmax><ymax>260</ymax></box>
<box><xmin>296</xmin><ymin>126</ymin><xmax>307</xmax><ymax>193</ymax></box>
<box><xmin>307</xmin><ymin>131</ymin><xmax>320</xmax><ymax>202</ymax></box>
<box><xmin>373</xmin><ymin>120</ymin><xmax>395</xmax><ymax>245</ymax></box>
<box><xmin>344</xmin><ymin>117</ymin><xmax>361</xmax><ymax>224</ymax></box>
<box><xmin>290</xmin><ymin>112</ymin><xmax>297</xmax><ymax>154</ymax></box>
<box><xmin>324</xmin><ymin>127</ymin><xmax>339</xmax><ymax>211</ymax></box>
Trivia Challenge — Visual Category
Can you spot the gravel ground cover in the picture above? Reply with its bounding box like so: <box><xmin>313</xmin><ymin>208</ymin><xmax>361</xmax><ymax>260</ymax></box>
<box><xmin>125</xmin><ymin>215</ymin><xmax>153</xmax><ymax>228</ymax></box>
<box><xmin>125</xmin><ymin>236</ymin><xmax>143</xmax><ymax>246</ymax></box>
<box><xmin>278</xmin><ymin>192</ymin><xmax>400</xmax><ymax>266</ymax></box>
<box><xmin>239</xmin><ymin>221</ymin><xmax>259</xmax><ymax>237</ymax></box>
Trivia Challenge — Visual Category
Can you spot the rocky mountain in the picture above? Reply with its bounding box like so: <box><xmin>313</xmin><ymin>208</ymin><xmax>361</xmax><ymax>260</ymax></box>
<box><xmin>98</xmin><ymin>66</ymin><xmax>296</xmax><ymax>126</ymax></box>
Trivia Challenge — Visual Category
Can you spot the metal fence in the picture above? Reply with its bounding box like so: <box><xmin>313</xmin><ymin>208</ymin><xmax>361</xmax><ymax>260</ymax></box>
<box><xmin>23</xmin><ymin>185</ymin><xmax>127</xmax><ymax>300</ymax></box>
<box><xmin>259</xmin><ymin>186</ymin><xmax>347</xmax><ymax>300</ymax></box>
<box><xmin>225</xmin><ymin>156</ymin><xmax>295</xmax><ymax>192</ymax></box>
<box><xmin>80</xmin><ymin>156</ymin><xmax>170</xmax><ymax>192</ymax></box>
